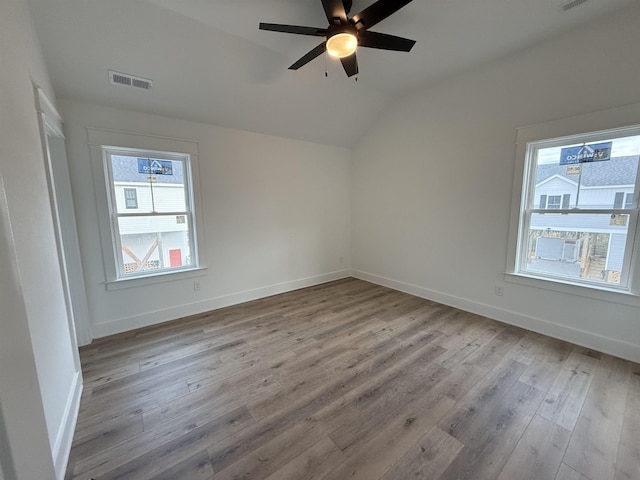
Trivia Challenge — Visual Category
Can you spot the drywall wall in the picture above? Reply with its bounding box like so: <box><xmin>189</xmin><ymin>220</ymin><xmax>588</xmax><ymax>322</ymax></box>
<box><xmin>352</xmin><ymin>3</ymin><xmax>640</xmax><ymax>362</ymax></box>
<box><xmin>60</xmin><ymin>100</ymin><xmax>351</xmax><ymax>337</ymax></box>
<box><xmin>0</xmin><ymin>175</ymin><xmax>54</xmax><ymax>480</ymax></box>
<box><xmin>0</xmin><ymin>0</ymin><xmax>81</xmax><ymax>478</ymax></box>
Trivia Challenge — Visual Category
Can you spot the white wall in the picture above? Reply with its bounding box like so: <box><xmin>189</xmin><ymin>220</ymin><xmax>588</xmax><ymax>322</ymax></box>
<box><xmin>351</xmin><ymin>3</ymin><xmax>640</xmax><ymax>362</ymax></box>
<box><xmin>0</xmin><ymin>0</ymin><xmax>81</xmax><ymax>478</ymax></box>
<box><xmin>60</xmin><ymin>100</ymin><xmax>351</xmax><ymax>337</ymax></box>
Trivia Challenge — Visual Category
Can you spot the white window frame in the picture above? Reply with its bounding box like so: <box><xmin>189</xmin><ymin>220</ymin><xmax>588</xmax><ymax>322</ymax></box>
<box><xmin>506</xmin><ymin>103</ymin><xmax>640</xmax><ymax>306</ymax></box>
<box><xmin>104</xmin><ymin>147</ymin><xmax>198</xmax><ymax>278</ymax></box>
<box><xmin>88</xmin><ymin>128</ymin><xmax>206</xmax><ymax>290</ymax></box>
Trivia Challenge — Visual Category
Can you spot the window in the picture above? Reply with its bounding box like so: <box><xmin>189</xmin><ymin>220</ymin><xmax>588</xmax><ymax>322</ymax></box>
<box><xmin>103</xmin><ymin>147</ymin><xmax>198</xmax><ymax>279</ymax></box>
<box><xmin>540</xmin><ymin>194</ymin><xmax>571</xmax><ymax>210</ymax></box>
<box><xmin>511</xmin><ymin>126</ymin><xmax>640</xmax><ymax>292</ymax></box>
<box><xmin>626</xmin><ymin>193</ymin><xmax>635</xmax><ymax>209</ymax></box>
<box><xmin>614</xmin><ymin>192</ymin><xmax>634</xmax><ymax>209</ymax></box>
<box><xmin>546</xmin><ymin>195</ymin><xmax>562</xmax><ymax>209</ymax></box>
<box><xmin>124</xmin><ymin>188</ymin><xmax>138</xmax><ymax>209</ymax></box>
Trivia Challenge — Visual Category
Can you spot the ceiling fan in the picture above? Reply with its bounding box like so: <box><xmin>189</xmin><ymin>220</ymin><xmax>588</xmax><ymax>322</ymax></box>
<box><xmin>259</xmin><ymin>0</ymin><xmax>416</xmax><ymax>77</ymax></box>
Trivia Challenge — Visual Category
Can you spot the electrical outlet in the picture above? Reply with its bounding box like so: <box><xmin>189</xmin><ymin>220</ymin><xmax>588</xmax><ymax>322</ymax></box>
<box><xmin>494</xmin><ymin>285</ymin><xmax>504</xmax><ymax>296</ymax></box>
<box><xmin>193</xmin><ymin>280</ymin><xmax>201</xmax><ymax>292</ymax></box>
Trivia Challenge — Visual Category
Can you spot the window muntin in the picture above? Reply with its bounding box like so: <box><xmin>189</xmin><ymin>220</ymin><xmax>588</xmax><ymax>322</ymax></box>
<box><xmin>516</xmin><ymin>130</ymin><xmax>640</xmax><ymax>290</ymax></box>
<box><xmin>104</xmin><ymin>148</ymin><xmax>197</xmax><ymax>278</ymax></box>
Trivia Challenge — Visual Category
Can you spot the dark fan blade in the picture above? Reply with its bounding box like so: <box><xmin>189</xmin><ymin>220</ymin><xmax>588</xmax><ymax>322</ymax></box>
<box><xmin>351</xmin><ymin>0</ymin><xmax>414</xmax><ymax>30</ymax></box>
<box><xmin>358</xmin><ymin>31</ymin><xmax>415</xmax><ymax>52</ymax></box>
<box><xmin>340</xmin><ymin>52</ymin><xmax>358</xmax><ymax>77</ymax></box>
<box><xmin>259</xmin><ymin>23</ymin><xmax>328</xmax><ymax>36</ymax></box>
<box><xmin>321</xmin><ymin>0</ymin><xmax>348</xmax><ymax>25</ymax></box>
<box><xmin>289</xmin><ymin>42</ymin><xmax>327</xmax><ymax>70</ymax></box>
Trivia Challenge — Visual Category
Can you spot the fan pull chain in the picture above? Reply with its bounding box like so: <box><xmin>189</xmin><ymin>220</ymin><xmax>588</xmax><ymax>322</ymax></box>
<box><xmin>324</xmin><ymin>51</ymin><xmax>328</xmax><ymax>77</ymax></box>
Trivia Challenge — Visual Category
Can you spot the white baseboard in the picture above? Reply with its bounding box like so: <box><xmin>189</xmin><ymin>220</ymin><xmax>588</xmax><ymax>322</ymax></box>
<box><xmin>92</xmin><ymin>270</ymin><xmax>351</xmax><ymax>338</ymax></box>
<box><xmin>352</xmin><ymin>269</ymin><xmax>640</xmax><ymax>363</ymax></box>
<box><xmin>53</xmin><ymin>369</ymin><xmax>82</xmax><ymax>480</ymax></box>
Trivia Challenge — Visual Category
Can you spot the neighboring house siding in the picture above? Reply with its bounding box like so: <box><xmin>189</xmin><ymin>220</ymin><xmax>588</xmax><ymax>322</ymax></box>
<box><xmin>118</xmin><ymin>216</ymin><xmax>188</xmax><ymax>235</ymax></box>
<box><xmin>114</xmin><ymin>183</ymin><xmax>186</xmax><ymax>213</ymax></box>
<box><xmin>535</xmin><ymin>176</ymin><xmax>577</xmax><ymax>208</ymax></box>
<box><xmin>579</xmin><ymin>186</ymin><xmax>634</xmax><ymax>209</ymax></box>
<box><xmin>607</xmin><ymin>233</ymin><xmax>627</xmax><ymax>271</ymax></box>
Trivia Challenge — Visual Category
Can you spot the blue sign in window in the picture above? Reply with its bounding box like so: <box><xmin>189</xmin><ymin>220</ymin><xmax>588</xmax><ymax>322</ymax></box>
<box><xmin>559</xmin><ymin>142</ymin><xmax>612</xmax><ymax>165</ymax></box>
<box><xmin>137</xmin><ymin>158</ymin><xmax>173</xmax><ymax>175</ymax></box>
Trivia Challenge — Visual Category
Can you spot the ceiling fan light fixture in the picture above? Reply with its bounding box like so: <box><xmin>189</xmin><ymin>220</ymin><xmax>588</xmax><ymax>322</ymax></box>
<box><xmin>259</xmin><ymin>0</ymin><xmax>416</xmax><ymax>77</ymax></box>
<box><xmin>326</xmin><ymin>32</ymin><xmax>358</xmax><ymax>58</ymax></box>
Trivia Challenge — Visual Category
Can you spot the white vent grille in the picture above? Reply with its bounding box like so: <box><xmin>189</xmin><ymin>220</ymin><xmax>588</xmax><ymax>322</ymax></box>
<box><xmin>108</xmin><ymin>70</ymin><xmax>153</xmax><ymax>90</ymax></box>
<box><xmin>561</xmin><ymin>0</ymin><xmax>589</xmax><ymax>11</ymax></box>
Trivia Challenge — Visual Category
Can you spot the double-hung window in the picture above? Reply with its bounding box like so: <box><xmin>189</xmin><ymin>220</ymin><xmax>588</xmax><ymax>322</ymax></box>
<box><xmin>103</xmin><ymin>147</ymin><xmax>198</xmax><ymax>278</ymax></box>
<box><xmin>510</xmin><ymin>123</ymin><xmax>640</xmax><ymax>293</ymax></box>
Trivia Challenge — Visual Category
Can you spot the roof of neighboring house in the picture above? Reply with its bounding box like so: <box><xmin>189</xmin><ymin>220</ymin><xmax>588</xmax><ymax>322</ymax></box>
<box><xmin>111</xmin><ymin>155</ymin><xmax>185</xmax><ymax>184</ymax></box>
<box><xmin>535</xmin><ymin>155</ymin><xmax>638</xmax><ymax>187</ymax></box>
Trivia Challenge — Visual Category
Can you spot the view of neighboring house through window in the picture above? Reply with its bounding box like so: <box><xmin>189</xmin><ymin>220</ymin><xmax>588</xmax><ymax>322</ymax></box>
<box><xmin>515</xmin><ymin>129</ymin><xmax>640</xmax><ymax>289</ymax></box>
<box><xmin>104</xmin><ymin>148</ymin><xmax>197</xmax><ymax>278</ymax></box>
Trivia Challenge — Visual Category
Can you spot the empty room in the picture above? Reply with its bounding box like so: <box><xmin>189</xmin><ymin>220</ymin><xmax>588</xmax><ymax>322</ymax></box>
<box><xmin>1</xmin><ymin>0</ymin><xmax>640</xmax><ymax>479</ymax></box>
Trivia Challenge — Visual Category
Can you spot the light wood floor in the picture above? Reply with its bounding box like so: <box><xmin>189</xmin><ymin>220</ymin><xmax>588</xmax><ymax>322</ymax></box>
<box><xmin>66</xmin><ymin>278</ymin><xmax>640</xmax><ymax>480</ymax></box>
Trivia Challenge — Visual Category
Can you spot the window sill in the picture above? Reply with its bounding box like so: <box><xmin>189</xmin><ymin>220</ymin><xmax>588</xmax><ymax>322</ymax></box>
<box><xmin>504</xmin><ymin>272</ymin><xmax>640</xmax><ymax>308</ymax></box>
<box><xmin>104</xmin><ymin>266</ymin><xmax>207</xmax><ymax>291</ymax></box>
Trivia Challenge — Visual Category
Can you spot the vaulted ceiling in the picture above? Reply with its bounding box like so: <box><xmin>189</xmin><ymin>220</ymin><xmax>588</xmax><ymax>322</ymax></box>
<box><xmin>28</xmin><ymin>0</ymin><xmax>634</xmax><ymax>147</ymax></box>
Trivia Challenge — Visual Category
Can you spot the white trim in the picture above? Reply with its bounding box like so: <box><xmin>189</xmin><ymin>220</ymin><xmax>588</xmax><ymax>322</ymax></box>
<box><xmin>92</xmin><ymin>270</ymin><xmax>351</xmax><ymax>338</ymax></box>
<box><xmin>352</xmin><ymin>269</ymin><xmax>640</xmax><ymax>363</ymax></box>
<box><xmin>35</xmin><ymin>87</ymin><xmax>64</xmax><ymax>138</ymax></box>
<box><xmin>507</xmin><ymin>104</ymin><xmax>640</xmax><ymax>293</ymax></box>
<box><xmin>103</xmin><ymin>147</ymin><xmax>197</xmax><ymax>280</ymax></box>
<box><xmin>52</xmin><ymin>370</ymin><xmax>82</xmax><ymax>480</ymax></box>
<box><xmin>88</xmin><ymin>128</ymin><xmax>207</xmax><ymax>287</ymax></box>
<box><xmin>105</xmin><ymin>266</ymin><xmax>207</xmax><ymax>291</ymax></box>
<box><xmin>87</xmin><ymin>128</ymin><xmax>199</xmax><ymax>156</ymax></box>
<box><xmin>515</xmin><ymin>104</ymin><xmax>640</xmax><ymax>144</ymax></box>
<box><xmin>582</xmin><ymin>184</ymin><xmax>635</xmax><ymax>190</ymax></box>
<box><xmin>504</xmin><ymin>272</ymin><xmax>640</xmax><ymax>307</ymax></box>
<box><xmin>35</xmin><ymin>88</ymin><xmax>91</xmax><ymax>347</ymax></box>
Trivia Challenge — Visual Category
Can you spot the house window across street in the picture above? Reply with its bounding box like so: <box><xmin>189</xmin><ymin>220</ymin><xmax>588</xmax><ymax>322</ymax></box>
<box><xmin>513</xmin><ymin>127</ymin><xmax>640</xmax><ymax>290</ymax></box>
<box><xmin>546</xmin><ymin>195</ymin><xmax>562</xmax><ymax>209</ymax></box>
<box><xmin>124</xmin><ymin>188</ymin><xmax>138</xmax><ymax>209</ymax></box>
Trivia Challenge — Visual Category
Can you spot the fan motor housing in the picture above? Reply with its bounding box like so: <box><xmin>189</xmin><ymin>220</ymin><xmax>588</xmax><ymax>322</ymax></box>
<box><xmin>327</xmin><ymin>24</ymin><xmax>358</xmax><ymax>40</ymax></box>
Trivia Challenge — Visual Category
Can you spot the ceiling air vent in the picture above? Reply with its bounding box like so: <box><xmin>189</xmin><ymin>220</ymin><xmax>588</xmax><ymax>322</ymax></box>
<box><xmin>561</xmin><ymin>0</ymin><xmax>589</xmax><ymax>12</ymax></box>
<box><xmin>108</xmin><ymin>70</ymin><xmax>153</xmax><ymax>91</ymax></box>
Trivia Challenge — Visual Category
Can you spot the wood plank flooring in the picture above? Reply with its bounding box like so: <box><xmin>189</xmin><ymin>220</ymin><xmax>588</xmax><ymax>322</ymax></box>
<box><xmin>66</xmin><ymin>278</ymin><xmax>640</xmax><ymax>480</ymax></box>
